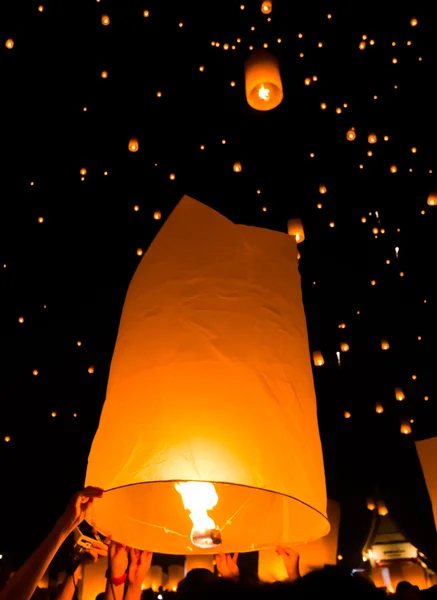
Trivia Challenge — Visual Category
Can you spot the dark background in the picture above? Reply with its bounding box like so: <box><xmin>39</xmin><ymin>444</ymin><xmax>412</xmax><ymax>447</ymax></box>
<box><xmin>1</xmin><ymin>0</ymin><xmax>436</xmax><ymax>574</ymax></box>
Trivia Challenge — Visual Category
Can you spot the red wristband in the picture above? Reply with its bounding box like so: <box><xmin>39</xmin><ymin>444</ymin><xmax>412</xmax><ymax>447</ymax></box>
<box><xmin>110</xmin><ymin>573</ymin><xmax>127</xmax><ymax>586</ymax></box>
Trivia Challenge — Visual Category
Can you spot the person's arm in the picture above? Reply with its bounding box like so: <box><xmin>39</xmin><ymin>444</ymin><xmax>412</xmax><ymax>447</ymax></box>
<box><xmin>57</xmin><ymin>539</ymin><xmax>109</xmax><ymax>600</ymax></box>
<box><xmin>103</xmin><ymin>543</ymin><xmax>129</xmax><ymax>600</ymax></box>
<box><xmin>124</xmin><ymin>549</ymin><xmax>152</xmax><ymax>600</ymax></box>
<box><xmin>57</xmin><ymin>565</ymin><xmax>82</xmax><ymax>600</ymax></box>
<box><xmin>0</xmin><ymin>486</ymin><xmax>103</xmax><ymax>600</ymax></box>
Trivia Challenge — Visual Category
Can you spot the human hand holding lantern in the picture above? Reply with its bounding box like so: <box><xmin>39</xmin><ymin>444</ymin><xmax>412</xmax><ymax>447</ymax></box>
<box><xmin>216</xmin><ymin>553</ymin><xmax>239</xmax><ymax>579</ymax></box>
<box><xmin>57</xmin><ymin>486</ymin><xmax>104</xmax><ymax>535</ymax></box>
<box><xmin>275</xmin><ymin>546</ymin><xmax>300</xmax><ymax>581</ymax></box>
<box><xmin>127</xmin><ymin>548</ymin><xmax>153</xmax><ymax>588</ymax></box>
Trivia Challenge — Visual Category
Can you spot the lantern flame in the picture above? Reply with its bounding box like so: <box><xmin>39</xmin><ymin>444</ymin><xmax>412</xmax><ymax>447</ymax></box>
<box><xmin>258</xmin><ymin>85</ymin><xmax>271</xmax><ymax>101</ymax></box>
<box><xmin>175</xmin><ymin>481</ymin><xmax>222</xmax><ymax>549</ymax></box>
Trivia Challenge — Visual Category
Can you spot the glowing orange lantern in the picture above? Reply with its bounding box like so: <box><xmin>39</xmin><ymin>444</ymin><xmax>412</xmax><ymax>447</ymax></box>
<box><xmin>5</xmin><ymin>38</ymin><xmax>14</xmax><ymax>49</ymax></box>
<box><xmin>340</xmin><ymin>342</ymin><xmax>349</xmax><ymax>352</ymax></box>
<box><xmin>346</xmin><ymin>129</ymin><xmax>356</xmax><ymax>141</ymax></box>
<box><xmin>400</xmin><ymin>420</ymin><xmax>412</xmax><ymax>435</ymax></box>
<box><xmin>427</xmin><ymin>192</ymin><xmax>437</xmax><ymax>206</ymax></box>
<box><xmin>368</xmin><ymin>133</ymin><xmax>377</xmax><ymax>144</ymax></box>
<box><xmin>244</xmin><ymin>49</ymin><xmax>283</xmax><ymax>111</ymax></box>
<box><xmin>287</xmin><ymin>218</ymin><xmax>305</xmax><ymax>243</ymax></box>
<box><xmin>128</xmin><ymin>138</ymin><xmax>139</xmax><ymax>152</ymax></box>
<box><xmin>395</xmin><ymin>387</ymin><xmax>405</xmax><ymax>401</ymax></box>
<box><xmin>233</xmin><ymin>161</ymin><xmax>242</xmax><ymax>172</ymax></box>
<box><xmin>312</xmin><ymin>351</ymin><xmax>324</xmax><ymax>366</ymax></box>
<box><xmin>366</xmin><ymin>498</ymin><xmax>376</xmax><ymax>511</ymax></box>
<box><xmin>86</xmin><ymin>195</ymin><xmax>329</xmax><ymax>554</ymax></box>
<box><xmin>377</xmin><ymin>501</ymin><xmax>388</xmax><ymax>516</ymax></box>
<box><xmin>261</xmin><ymin>0</ymin><xmax>272</xmax><ymax>13</ymax></box>
<box><xmin>381</xmin><ymin>339</ymin><xmax>390</xmax><ymax>350</ymax></box>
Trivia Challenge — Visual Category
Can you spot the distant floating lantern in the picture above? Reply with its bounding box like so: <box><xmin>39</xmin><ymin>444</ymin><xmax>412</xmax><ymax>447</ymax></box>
<box><xmin>101</xmin><ymin>14</ymin><xmax>110</xmax><ymax>25</ymax></box>
<box><xmin>377</xmin><ymin>501</ymin><xmax>388</xmax><ymax>516</ymax></box>
<box><xmin>312</xmin><ymin>351</ymin><xmax>324</xmax><ymax>366</ymax></box>
<box><xmin>5</xmin><ymin>38</ymin><xmax>14</xmax><ymax>49</ymax></box>
<box><xmin>233</xmin><ymin>161</ymin><xmax>242</xmax><ymax>172</ymax></box>
<box><xmin>88</xmin><ymin>366</ymin><xmax>95</xmax><ymax>374</ymax></box>
<box><xmin>244</xmin><ymin>49</ymin><xmax>283</xmax><ymax>111</ymax></box>
<box><xmin>128</xmin><ymin>138</ymin><xmax>139</xmax><ymax>152</ymax></box>
<box><xmin>427</xmin><ymin>192</ymin><xmax>437</xmax><ymax>206</ymax></box>
<box><xmin>340</xmin><ymin>342</ymin><xmax>349</xmax><ymax>352</ymax></box>
<box><xmin>261</xmin><ymin>0</ymin><xmax>272</xmax><ymax>13</ymax></box>
<box><xmin>80</xmin><ymin>168</ymin><xmax>87</xmax><ymax>176</ymax></box>
<box><xmin>346</xmin><ymin>129</ymin><xmax>356</xmax><ymax>141</ymax></box>
<box><xmin>366</xmin><ymin>497</ymin><xmax>376</xmax><ymax>511</ymax></box>
<box><xmin>319</xmin><ymin>185</ymin><xmax>327</xmax><ymax>194</ymax></box>
<box><xmin>381</xmin><ymin>339</ymin><xmax>390</xmax><ymax>350</ymax></box>
<box><xmin>287</xmin><ymin>218</ymin><xmax>305</xmax><ymax>243</ymax></box>
<box><xmin>395</xmin><ymin>388</ymin><xmax>405</xmax><ymax>401</ymax></box>
<box><xmin>400</xmin><ymin>420</ymin><xmax>412</xmax><ymax>435</ymax></box>
<box><xmin>85</xmin><ymin>195</ymin><xmax>329</xmax><ymax>553</ymax></box>
<box><xmin>153</xmin><ymin>211</ymin><xmax>162</xmax><ymax>220</ymax></box>
<box><xmin>368</xmin><ymin>133</ymin><xmax>377</xmax><ymax>144</ymax></box>
<box><xmin>390</xmin><ymin>165</ymin><xmax>398</xmax><ymax>173</ymax></box>
<box><xmin>344</xmin><ymin>411</ymin><xmax>351</xmax><ymax>419</ymax></box>
<box><xmin>375</xmin><ymin>402</ymin><xmax>384</xmax><ymax>414</ymax></box>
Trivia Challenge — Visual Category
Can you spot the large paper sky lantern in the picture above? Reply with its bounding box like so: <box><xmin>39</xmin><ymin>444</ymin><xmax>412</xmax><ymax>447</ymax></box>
<box><xmin>85</xmin><ymin>195</ymin><xmax>329</xmax><ymax>554</ymax></box>
<box><xmin>244</xmin><ymin>49</ymin><xmax>283</xmax><ymax>111</ymax></box>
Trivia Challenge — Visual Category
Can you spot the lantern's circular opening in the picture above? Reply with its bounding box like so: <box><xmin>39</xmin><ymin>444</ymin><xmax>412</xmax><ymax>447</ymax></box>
<box><xmin>86</xmin><ymin>480</ymin><xmax>329</xmax><ymax>555</ymax></box>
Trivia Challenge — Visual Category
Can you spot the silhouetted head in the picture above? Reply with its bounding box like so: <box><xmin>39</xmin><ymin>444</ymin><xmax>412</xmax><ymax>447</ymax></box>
<box><xmin>177</xmin><ymin>568</ymin><xmax>218</xmax><ymax>598</ymax></box>
<box><xmin>396</xmin><ymin>581</ymin><xmax>421</xmax><ymax>600</ymax></box>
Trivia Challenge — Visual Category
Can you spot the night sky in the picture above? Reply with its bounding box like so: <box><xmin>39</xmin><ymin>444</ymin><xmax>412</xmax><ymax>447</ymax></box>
<box><xmin>1</xmin><ymin>0</ymin><xmax>436</xmax><ymax>574</ymax></box>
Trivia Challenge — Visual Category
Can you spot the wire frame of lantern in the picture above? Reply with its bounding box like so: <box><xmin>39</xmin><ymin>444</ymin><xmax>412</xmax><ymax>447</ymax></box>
<box><xmin>244</xmin><ymin>49</ymin><xmax>283</xmax><ymax>111</ymax></box>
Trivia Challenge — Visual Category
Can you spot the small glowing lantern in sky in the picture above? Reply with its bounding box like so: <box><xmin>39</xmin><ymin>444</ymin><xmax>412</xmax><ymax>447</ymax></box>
<box><xmin>128</xmin><ymin>138</ymin><xmax>139</xmax><ymax>152</ymax></box>
<box><xmin>101</xmin><ymin>15</ymin><xmax>110</xmax><ymax>25</ymax></box>
<box><xmin>381</xmin><ymin>339</ymin><xmax>390</xmax><ymax>350</ymax></box>
<box><xmin>377</xmin><ymin>501</ymin><xmax>388</xmax><ymax>516</ymax></box>
<box><xmin>233</xmin><ymin>161</ymin><xmax>242</xmax><ymax>172</ymax></box>
<box><xmin>85</xmin><ymin>195</ymin><xmax>329</xmax><ymax>554</ymax></box>
<box><xmin>400</xmin><ymin>420</ymin><xmax>412</xmax><ymax>435</ymax></box>
<box><xmin>368</xmin><ymin>133</ymin><xmax>377</xmax><ymax>143</ymax></box>
<box><xmin>366</xmin><ymin>498</ymin><xmax>376</xmax><ymax>511</ymax></box>
<box><xmin>261</xmin><ymin>1</ymin><xmax>272</xmax><ymax>13</ymax></box>
<box><xmin>5</xmin><ymin>38</ymin><xmax>14</xmax><ymax>49</ymax></box>
<box><xmin>287</xmin><ymin>218</ymin><xmax>305</xmax><ymax>242</ymax></box>
<box><xmin>427</xmin><ymin>192</ymin><xmax>437</xmax><ymax>206</ymax></box>
<box><xmin>375</xmin><ymin>402</ymin><xmax>384</xmax><ymax>414</ymax></box>
<box><xmin>244</xmin><ymin>49</ymin><xmax>283</xmax><ymax>111</ymax></box>
<box><xmin>346</xmin><ymin>129</ymin><xmax>356</xmax><ymax>141</ymax></box>
<box><xmin>312</xmin><ymin>351</ymin><xmax>324</xmax><ymax>366</ymax></box>
<box><xmin>395</xmin><ymin>387</ymin><xmax>405</xmax><ymax>401</ymax></box>
<box><xmin>340</xmin><ymin>342</ymin><xmax>349</xmax><ymax>352</ymax></box>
